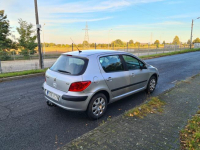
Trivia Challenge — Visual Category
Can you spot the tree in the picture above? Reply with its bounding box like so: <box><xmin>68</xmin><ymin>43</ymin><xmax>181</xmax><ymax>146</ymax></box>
<box><xmin>154</xmin><ymin>40</ymin><xmax>160</xmax><ymax>48</ymax></box>
<box><xmin>154</xmin><ymin>40</ymin><xmax>160</xmax><ymax>45</ymax></box>
<box><xmin>111</xmin><ymin>39</ymin><xmax>124</xmax><ymax>47</ymax></box>
<box><xmin>90</xmin><ymin>43</ymin><xmax>95</xmax><ymax>47</ymax></box>
<box><xmin>187</xmin><ymin>39</ymin><xmax>191</xmax><ymax>45</ymax></box>
<box><xmin>172</xmin><ymin>36</ymin><xmax>180</xmax><ymax>45</ymax></box>
<box><xmin>193</xmin><ymin>37</ymin><xmax>200</xmax><ymax>43</ymax></box>
<box><xmin>135</xmin><ymin>42</ymin><xmax>140</xmax><ymax>47</ymax></box>
<box><xmin>0</xmin><ymin>10</ymin><xmax>17</xmax><ymax>60</ymax></box>
<box><xmin>83</xmin><ymin>40</ymin><xmax>89</xmax><ymax>46</ymax></box>
<box><xmin>16</xmin><ymin>19</ymin><xmax>37</xmax><ymax>57</ymax></box>
<box><xmin>162</xmin><ymin>41</ymin><xmax>165</xmax><ymax>44</ymax></box>
<box><xmin>129</xmin><ymin>40</ymin><xmax>134</xmax><ymax>45</ymax></box>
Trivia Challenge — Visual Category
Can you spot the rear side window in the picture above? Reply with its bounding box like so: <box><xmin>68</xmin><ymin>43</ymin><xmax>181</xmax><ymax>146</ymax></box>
<box><xmin>50</xmin><ymin>55</ymin><xmax>88</xmax><ymax>75</ymax></box>
<box><xmin>99</xmin><ymin>55</ymin><xmax>124</xmax><ymax>73</ymax></box>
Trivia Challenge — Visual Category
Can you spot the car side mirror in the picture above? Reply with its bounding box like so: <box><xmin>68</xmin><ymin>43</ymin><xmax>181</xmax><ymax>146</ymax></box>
<box><xmin>140</xmin><ymin>65</ymin><xmax>147</xmax><ymax>70</ymax></box>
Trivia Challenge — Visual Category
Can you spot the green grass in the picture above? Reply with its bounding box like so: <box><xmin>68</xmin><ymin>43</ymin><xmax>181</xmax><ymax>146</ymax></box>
<box><xmin>180</xmin><ymin>108</ymin><xmax>200</xmax><ymax>149</ymax></box>
<box><xmin>0</xmin><ymin>69</ymin><xmax>47</xmax><ymax>78</ymax></box>
<box><xmin>124</xmin><ymin>97</ymin><xmax>166</xmax><ymax>118</ymax></box>
<box><xmin>139</xmin><ymin>48</ymin><xmax>200</xmax><ymax>60</ymax></box>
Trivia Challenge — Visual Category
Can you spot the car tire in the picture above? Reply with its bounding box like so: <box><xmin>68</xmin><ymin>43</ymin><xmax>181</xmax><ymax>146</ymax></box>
<box><xmin>87</xmin><ymin>93</ymin><xmax>107</xmax><ymax>120</ymax></box>
<box><xmin>146</xmin><ymin>75</ymin><xmax>157</xmax><ymax>94</ymax></box>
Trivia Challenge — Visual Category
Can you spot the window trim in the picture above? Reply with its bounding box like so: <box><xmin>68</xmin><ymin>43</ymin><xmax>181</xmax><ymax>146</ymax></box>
<box><xmin>121</xmin><ymin>54</ymin><xmax>147</xmax><ymax>71</ymax></box>
<box><xmin>99</xmin><ymin>55</ymin><xmax>126</xmax><ymax>73</ymax></box>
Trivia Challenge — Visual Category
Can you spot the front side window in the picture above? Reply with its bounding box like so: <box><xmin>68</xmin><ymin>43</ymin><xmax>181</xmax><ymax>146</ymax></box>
<box><xmin>50</xmin><ymin>55</ymin><xmax>87</xmax><ymax>75</ymax></box>
<box><xmin>99</xmin><ymin>55</ymin><xmax>124</xmax><ymax>73</ymax></box>
<box><xmin>122</xmin><ymin>55</ymin><xmax>143</xmax><ymax>70</ymax></box>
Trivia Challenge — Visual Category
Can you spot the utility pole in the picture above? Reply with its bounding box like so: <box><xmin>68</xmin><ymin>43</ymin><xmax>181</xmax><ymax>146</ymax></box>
<box><xmin>34</xmin><ymin>0</ymin><xmax>44</xmax><ymax>69</ymax></box>
<box><xmin>190</xmin><ymin>19</ymin><xmax>194</xmax><ymax>49</ymax></box>
<box><xmin>43</xmin><ymin>23</ymin><xmax>46</xmax><ymax>55</ymax></box>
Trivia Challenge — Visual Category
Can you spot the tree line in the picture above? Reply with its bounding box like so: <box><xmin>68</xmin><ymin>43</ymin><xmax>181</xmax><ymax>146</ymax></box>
<box><xmin>1</xmin><ymin>10</ymin><xmax>200</xmax><ymax>60</ymax></box>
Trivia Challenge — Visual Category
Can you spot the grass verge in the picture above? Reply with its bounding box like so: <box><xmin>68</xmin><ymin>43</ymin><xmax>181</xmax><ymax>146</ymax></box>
<box><xmin>139</xmin><ymin>48</ymin><xmax>200</xmax><ymax>60</ymax></box>
<box><xmin>180</xmin><ymin>108</ymin><xmax>200</xmax><ymax>149</ymax></box>
<box><xmin>0</xmin><ymin>69</ymin><xmax>47</xmax><ymax>78</ymax></box>
<box><xmin>124</xmin><ymin>97</ymin><xmax>166</xmax><ymax>118</ymax></box>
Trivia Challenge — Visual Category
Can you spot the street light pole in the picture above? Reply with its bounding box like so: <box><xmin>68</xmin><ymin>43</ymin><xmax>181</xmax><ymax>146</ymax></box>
<box><xmin>34</xmin><ymin>0</ymin><xmax>44</xmax><ymax>69</ymax></box>
<box><xmin>190</xmin><ymin>17</ymin><xmax>200</xmax><ymax>49</ymax></box>
<box><xmin>108</xmin><ymin>29</ymin><xmax>112</xmax><ymax>49</ymax></box>
<box><xmin>190</xmin><ymin>19</ymin><xmax>194</xmax><ymax>49</ymax></box>
<box><xmin>43</xmin><ymin>23</ymin><xmax>45</xmax><ymax>56</ymax></box>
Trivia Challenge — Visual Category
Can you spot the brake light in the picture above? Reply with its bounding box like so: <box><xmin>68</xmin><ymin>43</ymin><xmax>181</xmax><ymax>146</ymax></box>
<box><xmin>69</xmin><ymin>81</ymin><xmax>91</xmax><ymax>92</ymax></box>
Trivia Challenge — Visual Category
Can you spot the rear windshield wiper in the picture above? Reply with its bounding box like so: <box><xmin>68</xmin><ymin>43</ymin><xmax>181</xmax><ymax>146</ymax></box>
<box><xmin>58</xmin><ymin>70</ymin><xmax>71</xmax><ymax>74</ymax></box>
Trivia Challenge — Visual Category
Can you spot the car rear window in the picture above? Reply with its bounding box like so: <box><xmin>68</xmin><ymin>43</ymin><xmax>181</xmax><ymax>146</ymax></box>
<box><xmin>50</xmin><ymin>55</ymin><xmax>88</xmax><ymax>75</ymax></box>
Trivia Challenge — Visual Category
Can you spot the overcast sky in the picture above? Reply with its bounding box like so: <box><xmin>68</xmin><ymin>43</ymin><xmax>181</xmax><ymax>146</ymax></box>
<box><xmin>2</xmin><ymin>0</ymin><xmax>200</xmax><ymax>44</ymax></box>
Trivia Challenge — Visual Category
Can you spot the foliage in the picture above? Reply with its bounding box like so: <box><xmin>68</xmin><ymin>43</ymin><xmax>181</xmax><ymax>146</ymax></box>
<box><xmin>162</xmin><ymin>41</ymin><xmax>165</xmax><ymax>44</ymax></box>
<box><xmin>135</xmin><ymin>42</ymin><xmax>140</xmax><ymax>47</ymax></box>
<box><xmin>90</xmin><ymin>43</ymin><xmax>95</xmax><ymax>47</ymax></box>
<box><xmin>0</xmin><ymin>10</ymin><xmax>17</xmax><ymax>60</ymax></box>
<box><xmin>129</xmin><ymin>40</ymin><xmax>134</xmax><ymax>45</ymax></box>
<box><xmin>172</xmin><ymin>36</ymin><xmax>180</xmax><ymax>45</ymax></box>
<box><xmin>154</xmin><ymin>40</ymin><xmax>160</xmax><ymax>48</ymax></box>
<box><xmin>193</xmin><ymin>37</ymin><xmax>200</xmax><ymax>43</ymax></box>
<box><xmin>111</xmin><ymin>39</ymin><xmax>124</xmax><ymax>47</ymax></box>
<box><xmin>124</xmin><ymin>97</ymin><xmax>165</xmax><ymax>118</ymax></box>
<box><xmin>16</xmin><ymin>19</ymin><xmax>37</xmax><ymax>57</ymax></box>
<box><xmin>180</xmin><ymin>109</ymin><xmax>200</xmax><ymax>149</ymax></box>
<box><xmin>187</xmin><ymin>39</ymin><xmax>191</xmax><ymax>45</ymax></box>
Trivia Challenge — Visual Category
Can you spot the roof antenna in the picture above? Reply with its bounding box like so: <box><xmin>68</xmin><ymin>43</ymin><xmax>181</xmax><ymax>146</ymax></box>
<box><xmin>70</xmin><ymin>38</ymin><xmax>82</xmax><ymax>53</ymax></box>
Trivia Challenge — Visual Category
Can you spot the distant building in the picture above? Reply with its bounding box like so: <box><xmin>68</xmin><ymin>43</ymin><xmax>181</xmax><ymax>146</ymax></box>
<box><xmin>194</xmin><ymin>43</ymin><xmax>200</xmax><ymax>49</ymax></box>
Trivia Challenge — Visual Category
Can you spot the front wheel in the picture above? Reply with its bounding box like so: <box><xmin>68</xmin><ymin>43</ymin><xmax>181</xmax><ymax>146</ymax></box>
<box><xmin>87</xmin><ymin>93</ymin><xmax>107</xmax><ymax>120</ymax></box>
<box><xmin>146</xmin><ymin>76</ymin><xmax>157</xmax><ymax>94</ymax></box>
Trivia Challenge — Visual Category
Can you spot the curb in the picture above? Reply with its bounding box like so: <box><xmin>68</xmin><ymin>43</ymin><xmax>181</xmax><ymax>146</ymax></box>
<box><xmin>0</xmin><ymin>72</ymin><xmax>45</xmax><ymax>82</ymax></box>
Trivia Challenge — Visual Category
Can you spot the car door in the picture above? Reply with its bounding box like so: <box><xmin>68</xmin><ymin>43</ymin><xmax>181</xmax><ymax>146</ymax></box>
<box><xmin>99</xmin><ymin>55</ymin><xmax>131</xmax><ymax>98</ymax></box>
<box><xmin>122</xmin><ymin>55</ymin><xmax>149</xmax><ymax>91</ymax></box>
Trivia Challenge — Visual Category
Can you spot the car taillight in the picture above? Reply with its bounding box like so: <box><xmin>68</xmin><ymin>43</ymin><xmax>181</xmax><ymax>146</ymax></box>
<box><xmin>69</xmin><ymin>81</ymin><xmax>91</xmax><ymax>92</ymax></box>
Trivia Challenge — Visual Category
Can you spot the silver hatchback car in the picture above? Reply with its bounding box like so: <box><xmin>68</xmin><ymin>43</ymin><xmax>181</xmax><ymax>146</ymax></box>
<box><xmin>43</xmin><ymin>50</ymin><xmax>159</xmax><ymax>119</ymax></box>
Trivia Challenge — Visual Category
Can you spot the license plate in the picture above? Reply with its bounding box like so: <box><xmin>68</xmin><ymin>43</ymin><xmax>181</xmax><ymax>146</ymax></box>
<box><xmin>46</xmin><ymin>90</ymin><xmax>60</xmax><ymax>101</ymax></box>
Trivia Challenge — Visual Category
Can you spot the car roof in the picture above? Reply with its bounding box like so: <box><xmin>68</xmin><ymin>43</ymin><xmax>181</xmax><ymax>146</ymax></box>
<box><xmin>62</xmin><ymin>49</ymin><xmax>126</xmax><ymax>57</ymax></box>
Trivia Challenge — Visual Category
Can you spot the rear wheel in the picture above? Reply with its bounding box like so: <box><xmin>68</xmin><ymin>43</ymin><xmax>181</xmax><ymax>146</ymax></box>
<box><xmin>146</xmin><ymin>76</ymin><xmax>157</xmax><ymax>94</ymax></box>
<box><xmin>87</xmin><ymin>93</ymin><xmax>107</xmax><ymax>120</ymax></box>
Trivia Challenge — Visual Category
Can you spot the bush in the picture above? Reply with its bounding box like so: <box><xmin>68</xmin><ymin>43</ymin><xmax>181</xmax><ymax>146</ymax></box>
<box><xmin>0</xmin><ymin>51</ymin><xmax>11</xmax><ymax>61</ymax></box>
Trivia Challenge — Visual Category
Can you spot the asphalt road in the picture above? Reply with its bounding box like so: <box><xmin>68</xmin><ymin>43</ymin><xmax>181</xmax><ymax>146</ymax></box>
<box><xmin>0</xmin><ymin>51</ymin><xmax>200</xmax><ymax>150</ymax></box>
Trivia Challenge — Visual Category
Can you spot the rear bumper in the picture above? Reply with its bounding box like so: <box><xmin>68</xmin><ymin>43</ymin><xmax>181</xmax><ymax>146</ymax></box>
<box><xmin>43</xmin><ymin>82</ymin><xmax>93</xmax><ymax>111</ymax></box>
<box><xmin>62</xmin><ymin>95</ymin><xmax>88</xmax><ymax>101</ymax></box>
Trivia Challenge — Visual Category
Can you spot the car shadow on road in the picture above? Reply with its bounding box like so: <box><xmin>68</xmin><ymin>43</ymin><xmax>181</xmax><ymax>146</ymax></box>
<box><xmin>49</xmin><ymin>90</ymin><xmax>151</xmax><ymax>123</ymax></box>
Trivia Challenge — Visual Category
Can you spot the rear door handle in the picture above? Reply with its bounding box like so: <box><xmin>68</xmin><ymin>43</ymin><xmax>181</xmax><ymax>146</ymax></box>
<box><xmin>107</xmin><ymin>77</ymin><xmax>112</xmax><ymax>81</ymax></box>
